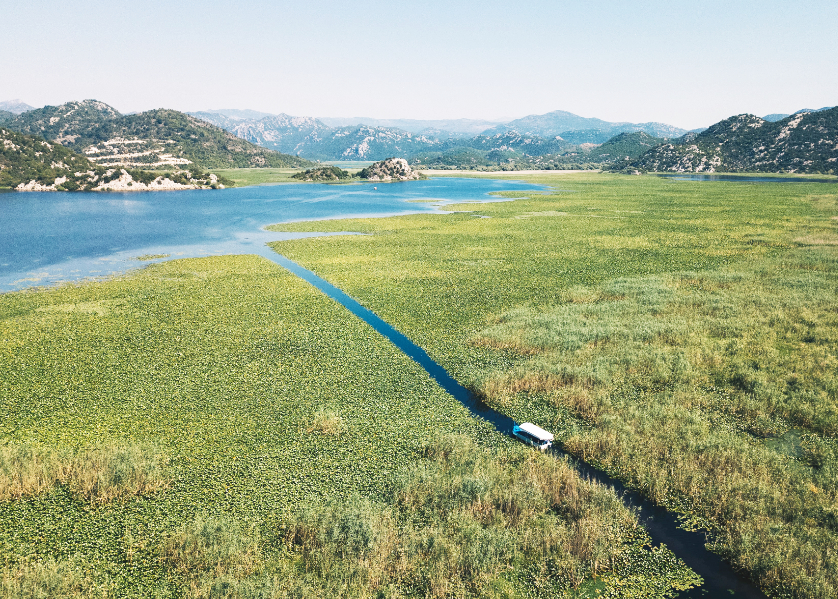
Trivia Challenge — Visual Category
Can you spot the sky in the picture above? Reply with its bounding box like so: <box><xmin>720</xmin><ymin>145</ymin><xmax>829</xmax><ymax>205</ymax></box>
<box><xmin>1</xmin><ymin>0</ymin><xmax>836</xmax><ymax>130</ymax></box>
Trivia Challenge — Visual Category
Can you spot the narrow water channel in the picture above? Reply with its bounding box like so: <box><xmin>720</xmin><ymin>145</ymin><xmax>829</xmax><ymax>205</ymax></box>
<box><xmin>258</xmin><ymin>247</ymin><xmax>769</xmax><ymax>599</ymax></box>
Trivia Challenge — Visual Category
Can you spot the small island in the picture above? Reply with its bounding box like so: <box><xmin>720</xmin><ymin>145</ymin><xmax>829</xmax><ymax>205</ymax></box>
<box><xmin>358</xmin><ymin>157</ymin><xmax>424</xmax><ymax>181</ymax></box>
<box><xmin>290</xmin><ymin>158</ymin><xmax>426</xmax><ymax>184</ymax></box>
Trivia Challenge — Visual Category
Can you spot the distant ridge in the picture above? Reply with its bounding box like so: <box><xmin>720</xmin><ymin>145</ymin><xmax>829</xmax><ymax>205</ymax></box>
<box><xmin>0</xmin><ymin>99</ymin><xmax>36</xmax><ymax>115</ymax></box>
<box><xmin>480</xmin><ymin>110</ymin><xmax>688</xmax><ymax>143</ymax></box>
<box><xmin>763</xmin><ymin>106</ymin><xmax>835</xmax><ymax>122</ymax></box>
<box><xmin>199</xmin><ymin>108</ymin><xmax>276</xmax><ymax>121</ymax></box>
<box><xmin>317</xmin><ymin>117</ymin><xmax>503</xmax><ymax>136</ymax></box>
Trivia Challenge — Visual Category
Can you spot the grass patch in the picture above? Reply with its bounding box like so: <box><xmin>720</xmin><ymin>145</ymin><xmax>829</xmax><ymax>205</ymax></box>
<box><xmin>0</xmin><ymin>442</ymin><xmax>169</xmax><ymax>504</ymax></box>
<box><xmin>0</xmin><ymin>556</ymin><xmax>110</xmax><ymax>599</ymax></box>
<box><xmin>210</xmin><ymin>168</ymin><xmax>305</xmax><ymax>187</ymax></box>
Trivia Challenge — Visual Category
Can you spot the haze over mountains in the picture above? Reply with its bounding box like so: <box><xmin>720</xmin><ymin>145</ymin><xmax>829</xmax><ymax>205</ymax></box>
<box><xmin>189</xmin><ymin>109</ymin><xmax>693</xmax><ymax>162</ymax></box>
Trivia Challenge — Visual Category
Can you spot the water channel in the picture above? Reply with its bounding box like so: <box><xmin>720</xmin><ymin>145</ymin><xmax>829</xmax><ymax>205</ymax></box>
<box><xmin>1</xmin><ymin>178</ymin><xmax>768</xmax><ymax>596</ymax></box>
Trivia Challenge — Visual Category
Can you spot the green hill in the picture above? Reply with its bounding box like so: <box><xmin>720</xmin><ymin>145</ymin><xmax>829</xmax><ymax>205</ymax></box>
<box><xmin>1</xmin><ymin>128</ymin><xmax>230</xmax><ymax>191</ymax></box>
<box><xmin>588</xmin><ymin>131</ymin><xmax>663</xmax><ymax>161</ymax></box>
<box><xmin>628</xmin><ymin>108</ymin><xmax>838</xmax><ymax>173</ymax></box>
<box><xmin>5</xmin><ymin>100</ymin><xmax>314</xmax><ymax>170</ymax></box>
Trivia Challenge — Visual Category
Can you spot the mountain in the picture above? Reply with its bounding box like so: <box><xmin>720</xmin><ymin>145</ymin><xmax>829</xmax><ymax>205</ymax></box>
<box><xmin>318</xmin><ymin>117</ymin><xmax>502</xmax><ymax>136</ymax></box>
<box><xmin>190</xmin><ymin>108</ymin><xmax>684</xmax><ymax>164</ymax></box>
<box><xmin>313</xmin><ymin>126</ymin><xmax>442</xmax><ymax>161</ymax></box>
<box><xmin>480</xmin><ymin>110</ymin><xmax>688</xmax><ymax>141</ymax></box>
<box><xmin>198</xmin><ymin>108</ymin><xmax>276</xmax><ymax>121</ymax></box>
<box><xmin>459</xmin><ymin>131</ymin><xmax>568</xmax><ymax>155</ymax></box>
<box><xmin>0</xmin><ymin>99</ymin><xmax>36</xmax><ymax>114</ymax></box>
<box><xmin>0</xmin><ymin>111</ymin><xmax>14</xmax><ymax>124</ymax></box>
<box><xmin>191</xmin><ymin>111</ymin><xmax>445</xmax><ymax>161</ymax></box>
<box><xmin>4</xmin><ymin>100</ymin><xmax>313</xmax><ymax>169</ymax></box>
<box><xmin>6</xmin><ymin>99</ymin><xmax>121</xmax><ymax>145</ymax></box>
<box><xmin>194</xmin><ymin>112</ymin><xmax>333</xmax><ymax>156</ymax></box>
<box><xmin>627</xmin><ymin>108</ymin><xmax>838</xmax><ymax>174</ymax></box>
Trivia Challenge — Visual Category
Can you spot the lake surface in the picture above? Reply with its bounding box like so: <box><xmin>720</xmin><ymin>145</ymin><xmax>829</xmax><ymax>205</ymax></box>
<box><xmin>0</xmin><ymin>178</ymin><xmax>544</xmax><ymax>292</ymax></box>
<box><xmin>658</xmin><ymin>173</ymin><xmax>838</xmax><ymax>183</ymax></box>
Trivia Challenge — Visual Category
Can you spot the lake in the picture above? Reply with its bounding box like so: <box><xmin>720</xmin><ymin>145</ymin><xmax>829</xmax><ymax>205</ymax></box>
<box><xmin>0</xmin><ymin>178</ymin><xmax>545</xmax><ymax>292</ymax></box>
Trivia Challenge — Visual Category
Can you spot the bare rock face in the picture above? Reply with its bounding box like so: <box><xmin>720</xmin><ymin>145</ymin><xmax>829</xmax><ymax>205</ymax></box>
<box><xmin>358</xmin><ymin>157</ymin><xmax>422</xmax><ymax>181</ymax></box>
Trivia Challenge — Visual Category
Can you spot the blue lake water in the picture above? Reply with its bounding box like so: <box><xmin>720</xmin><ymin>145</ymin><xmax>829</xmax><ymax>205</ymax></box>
<box><xmin>0</xmin><ymin>178</ymin><xmax>544</xmax><ymax>292</ymax></box>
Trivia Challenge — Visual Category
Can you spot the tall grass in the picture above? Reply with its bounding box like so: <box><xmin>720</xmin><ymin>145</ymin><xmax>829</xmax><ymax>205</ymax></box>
<box><xmin>279</xmin><ymin>436</ymin><xmax>699</xmax><ymax>598</ymax></box>
<box><xmin>0</xmin><ymin>442</ymin><xmax>169</xmax><ymax>503</ymax></box>
<box><xmin>475</xmin><ymin>260</ymin><xmax>838</xmax><ymax>598</ymax></box>
<box><xmin>0</xmin><ymin>558</ymin><xmax>106</xmax><ymax>599</ymax></box>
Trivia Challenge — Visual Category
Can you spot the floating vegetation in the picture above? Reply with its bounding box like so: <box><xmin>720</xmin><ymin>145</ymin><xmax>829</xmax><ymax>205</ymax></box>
<box><xmin>132</xmin><ymin>254</ymin><xmax>170</xmax><ymax>261</ymax></box>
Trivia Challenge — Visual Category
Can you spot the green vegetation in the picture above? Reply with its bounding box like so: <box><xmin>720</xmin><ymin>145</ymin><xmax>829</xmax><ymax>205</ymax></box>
<box><xmin>0</xmin><ymin>127</ymin><xmax>97</xmax><ymax>190</ymax></box>
<box><xmin>210</xmin><ymin>168</ymin><xmax>305</xmax><ymax>187</ymax></box>
<box><xmin>0</xmin><ymin>127</ymin><xmax>233</xmax><ymax>191</ymax></box>
<box><xmin>291</xmin><ymin>166</ymin><xmax>351</xmax><ymax>182</ymax></box>
<box><xmin>0</xmin><ymin>252</ymin><xmax>693</xmax><ymax>597</ymax></box>
<box><xmin>269</xmin><ymin>172</ymin><xmax>838</xmax><ymax>598</ymax></box>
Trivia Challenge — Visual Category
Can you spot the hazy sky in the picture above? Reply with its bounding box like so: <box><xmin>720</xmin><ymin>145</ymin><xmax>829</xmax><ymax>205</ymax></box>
<box><xmin>2</xmin><ymin>0</ymin><xmax>835</xmax><ymax>129</ymax></box>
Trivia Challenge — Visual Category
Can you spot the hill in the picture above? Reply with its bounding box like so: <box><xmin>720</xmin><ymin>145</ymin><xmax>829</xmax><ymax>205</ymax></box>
<box><xmin>627</xmin><ymin>108</ymin><xmax>838</xmax><ymax>174</ymax></box>
<box><xmin>4</xmin><ymin>100</ymin><xmax>313</xmax><ymax>170</ymax></box>
<box><xmin>291</xmin><ymin>165</ymin><xmax>351</xmax><ymax>182</ymax></box>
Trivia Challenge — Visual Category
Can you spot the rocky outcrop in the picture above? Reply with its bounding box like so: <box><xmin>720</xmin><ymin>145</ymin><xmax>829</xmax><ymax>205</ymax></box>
<box><xmin>358</xmin><ymin>158</ymin><xmax>422</xmax><ymax>181</ymax></box>
<box><xmin>291</xmin><ymin>166</ymin><xmax>350</xmax><ymax>182</ymax></box>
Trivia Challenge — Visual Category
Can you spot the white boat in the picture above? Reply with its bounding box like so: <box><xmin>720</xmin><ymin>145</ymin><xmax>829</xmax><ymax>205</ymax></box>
<box><xmin>512</xmin><ymin>422</ymin><xmax>554</xmax><ymax>451</ymax></box>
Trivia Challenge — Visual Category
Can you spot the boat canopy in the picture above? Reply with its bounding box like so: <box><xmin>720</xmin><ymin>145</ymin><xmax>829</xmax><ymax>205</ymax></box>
<box><xmin>517</xmin><ymin>422</ymin><xmax>554</xmax><ymax>442</ymax></box>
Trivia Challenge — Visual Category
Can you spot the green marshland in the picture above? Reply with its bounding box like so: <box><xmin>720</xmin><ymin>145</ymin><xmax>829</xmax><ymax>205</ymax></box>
<box><xmin>1</xmin><ymin>172</ymin><xmax>836</xmax><ymax>597</ymax></box>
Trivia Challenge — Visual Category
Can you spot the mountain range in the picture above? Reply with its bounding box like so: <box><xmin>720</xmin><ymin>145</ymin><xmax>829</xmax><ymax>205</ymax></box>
<box><xmin>625</xmin><ymin>108</ymin><xmax>838</xmax><ymax>174</ymax></box>
<box><xmin>1</xmin><ymin>101</ymin><xmax>312</xmax><ymax>170</ymax></box>
<box><xmin>190</xmin><ymin>109</ymin><xmax>690</xmax><ymax>162</ymax></box>
<box><xmin>4</xmin><ymin>99</ymin><xmax>836</xmax><ymax>175</ymax></box>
